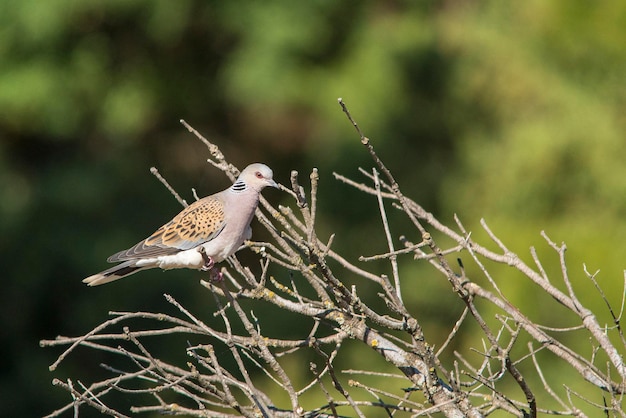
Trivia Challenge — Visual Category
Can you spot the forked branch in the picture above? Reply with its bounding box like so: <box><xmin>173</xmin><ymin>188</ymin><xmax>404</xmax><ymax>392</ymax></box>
<box><xmin>42</xmin><ymin>109</ymin><xmax>626</xmax><ymax>417</ymax></box>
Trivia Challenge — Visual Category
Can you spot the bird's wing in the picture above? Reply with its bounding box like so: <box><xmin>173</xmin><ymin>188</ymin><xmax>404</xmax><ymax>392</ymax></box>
<box><xmin>107</xmin><ymin>194</ymin><xmax>227</xmax><ymax>262</ymax></box>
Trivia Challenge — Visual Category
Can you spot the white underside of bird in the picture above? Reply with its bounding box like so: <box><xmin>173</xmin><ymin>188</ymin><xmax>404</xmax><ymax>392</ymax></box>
<box><xmin>83</xmin><ymin>163</ymin><xmax>276</xmax><ymax>286</ymax></box>
<box><xmin>136</xmin><ymin>224</ymin><xmax>252</xmax><ymax>270</ymax></box>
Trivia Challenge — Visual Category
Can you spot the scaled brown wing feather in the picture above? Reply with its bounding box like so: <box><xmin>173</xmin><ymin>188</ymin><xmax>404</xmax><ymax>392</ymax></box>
<box><xmin>107</xmin><ymin>195</ymin><xmax>227</xmax><ymax>262</ymax></box>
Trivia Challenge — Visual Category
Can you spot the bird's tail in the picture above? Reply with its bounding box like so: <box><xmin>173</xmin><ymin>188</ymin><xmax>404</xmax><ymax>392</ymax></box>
<box><xmin>83</xmin><ymin>260</ymin><xmax>148</xmax><ymax>286</ymax></box>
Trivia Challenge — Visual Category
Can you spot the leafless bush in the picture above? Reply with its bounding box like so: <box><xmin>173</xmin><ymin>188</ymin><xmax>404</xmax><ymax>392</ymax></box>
<box><xmin>42</xmin><ymin>101</ymin><xmax>626</xmax><ymax>417</ymax></box>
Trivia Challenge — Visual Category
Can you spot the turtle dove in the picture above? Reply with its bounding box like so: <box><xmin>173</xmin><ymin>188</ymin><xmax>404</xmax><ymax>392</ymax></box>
<box><xmin>83</xmin><ymin>163</ymin><xmax>277</xmax><ymax>286</ymax></box>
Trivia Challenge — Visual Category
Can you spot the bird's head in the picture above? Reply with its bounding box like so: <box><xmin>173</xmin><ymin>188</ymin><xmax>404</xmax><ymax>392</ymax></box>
<box><xmin>235</xmin><ymin>163</ymin><xmax>278</xmax><ymax>192</ymax></box>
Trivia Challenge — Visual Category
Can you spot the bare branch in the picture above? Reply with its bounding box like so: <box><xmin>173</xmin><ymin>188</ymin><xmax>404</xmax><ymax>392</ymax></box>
<box><xmin>44</xmin><ymin>115</ymin><xmax>626</xmax><ymax>417</ymax></box>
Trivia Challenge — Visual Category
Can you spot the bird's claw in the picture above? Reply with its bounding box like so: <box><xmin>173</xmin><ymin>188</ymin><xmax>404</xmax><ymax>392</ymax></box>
<box><xmin>209</xmin><ymin>267</ymin><xmax>224</xmax><ymax>282</ymax></box>
<box><xmin>197</xmin><ymin>247</ymin><xmax>214</xmax><ymax>271</ymax></box>
<box><xmin>197</xmin><ymin>247</ymin><xmax>222</xmax><ymax>281</ymax></box>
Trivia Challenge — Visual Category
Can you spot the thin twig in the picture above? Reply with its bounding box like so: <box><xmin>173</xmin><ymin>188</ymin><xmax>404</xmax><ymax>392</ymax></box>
<box><xmin>150</xmin><ymin>166</ymin><xmax>188</xmax><ymax>208</ymax></box>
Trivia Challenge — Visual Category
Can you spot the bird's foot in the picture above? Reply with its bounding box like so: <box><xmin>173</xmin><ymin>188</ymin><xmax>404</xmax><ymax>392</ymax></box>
<box><xmin>197</xmin><ymin>247</ymin><xmax>215</xmax><ymax>271</ymax></box>
<box><xmin>197</xmin><ymin>247</ymin><xmax>222</xmax><ymax>281</ymax></box>
<box><xmin>209</xmin><ymin>266</ymin><xmax>224</xmax><ymax>282</ymax></box>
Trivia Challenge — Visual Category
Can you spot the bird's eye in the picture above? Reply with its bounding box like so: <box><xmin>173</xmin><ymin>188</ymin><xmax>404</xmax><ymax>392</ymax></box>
<box><xmin>255</xmin><ymin>171</ymin><xmax>263</xmax><ymax>179</ymax></box>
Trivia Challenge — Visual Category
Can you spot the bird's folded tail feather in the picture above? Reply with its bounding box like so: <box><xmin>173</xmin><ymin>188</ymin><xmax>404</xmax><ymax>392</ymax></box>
<box><xmin>82</xmin><ymin>260</ymin><xmax>148</xmax><ymax>286</ymax></box>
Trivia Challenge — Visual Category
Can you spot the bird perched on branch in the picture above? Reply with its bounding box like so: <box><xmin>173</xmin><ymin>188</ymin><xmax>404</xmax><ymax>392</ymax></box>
<box><xmin>83</xmin><ymin>163</ymin><xmax>277</xmax><ymax>286</ymax></box>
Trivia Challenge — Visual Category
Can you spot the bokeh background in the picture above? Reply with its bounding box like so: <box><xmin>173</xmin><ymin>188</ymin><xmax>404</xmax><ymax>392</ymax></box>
<box><xmin>2</xmin><ymin>1</ymin><xmax>626</xmax><ymax>416</ymax></box>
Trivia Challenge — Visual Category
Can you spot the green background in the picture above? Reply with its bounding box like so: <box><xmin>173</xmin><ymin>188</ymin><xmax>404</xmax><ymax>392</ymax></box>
<box><xmin>2</xmin><ymin>1</ymin><xmax>626</xmax><ymax>415</ymax></box>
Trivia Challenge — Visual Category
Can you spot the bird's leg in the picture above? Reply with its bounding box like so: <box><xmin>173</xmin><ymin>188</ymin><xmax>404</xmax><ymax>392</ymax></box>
<box><xmin>197</xmin><ymin>247</ymin><xmax>223</xmax><ymax>281</ymax></box>
<box><xmin>197</xmin><ymin>247</ymin><xmax>215</xmax><ymax>271</ymax></box>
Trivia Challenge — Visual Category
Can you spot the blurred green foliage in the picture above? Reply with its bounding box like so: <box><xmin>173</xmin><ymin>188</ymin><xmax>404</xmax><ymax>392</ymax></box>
<box><xmin>2</xmin><ymin>0</ymin><xmax>626</xmax><ymax>415</ymax></box>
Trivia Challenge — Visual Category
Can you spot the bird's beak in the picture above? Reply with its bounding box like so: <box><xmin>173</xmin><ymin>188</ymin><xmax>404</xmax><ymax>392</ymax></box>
<box><xmin>269</xmin><ymin>179</ymin><xmax>279</xmax><ymax>189</ymax></box>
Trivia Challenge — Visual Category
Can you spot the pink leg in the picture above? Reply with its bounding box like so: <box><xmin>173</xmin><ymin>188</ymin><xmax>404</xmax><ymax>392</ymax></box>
<box><xmin>197</xmin><ymin>247</ymin><xmax>215</xmax><ymax>271</ymax></box>
<box><xmin>197</xmin><ymin>247</ymin><xmax>222</xmax><ymax>281</ymax></box>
